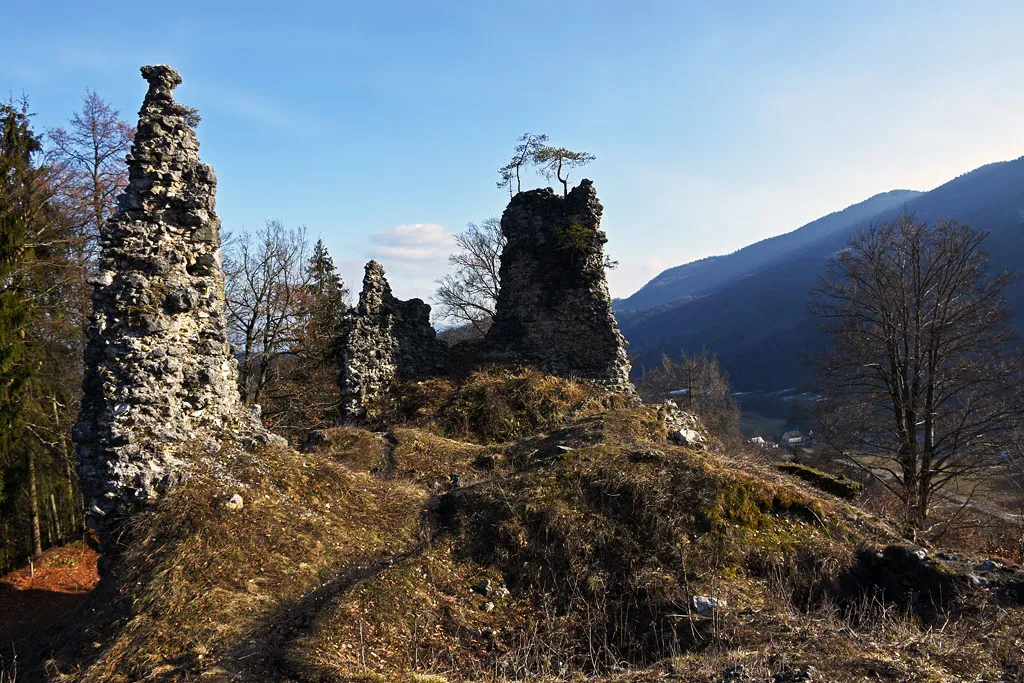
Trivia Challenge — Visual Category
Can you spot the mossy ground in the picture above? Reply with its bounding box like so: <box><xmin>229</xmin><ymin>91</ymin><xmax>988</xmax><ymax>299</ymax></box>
<box><xmin>35</xmin><ymin>368</ymin><xmax>1024</xmax><ymax>682</ymax></box>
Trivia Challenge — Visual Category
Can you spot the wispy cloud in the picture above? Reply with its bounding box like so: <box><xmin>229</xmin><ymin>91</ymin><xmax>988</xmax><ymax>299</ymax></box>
<box><xmin>369</xmin><ymin>223</ymin><xmax>455</xmax><ymax>270</ymax></box>
<box><xmin>189</xmin><ymin>82</ymin><xmax>328</xmax><ymax>138</ymax></box>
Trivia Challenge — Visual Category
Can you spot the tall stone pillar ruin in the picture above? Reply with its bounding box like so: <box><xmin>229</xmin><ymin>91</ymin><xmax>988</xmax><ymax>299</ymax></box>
<box><xmin>338</xmin><ymin>260</ymin><xmax>447</xmax><ymax>420</ymax></box>
<box><xmin>73</xmin><ymin>66</ymin><xmax>261</xmax><ymax>532</ymax></box>
<box><xmin>485</xmin><ymin>180</ymin><xmax>633</xmax><ymax>390</ymax></box>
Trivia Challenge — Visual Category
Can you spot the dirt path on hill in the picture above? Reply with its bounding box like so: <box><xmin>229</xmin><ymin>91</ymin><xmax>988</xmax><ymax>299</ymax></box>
<box><xmin>233</xmin><ymin>468</ymin><xmax>520</xmax><ymax>682</ymax></box>
<box><xmin>376</xmin><ymin>431</ymin><xmax>400</xmax><ymax>479</ymax></box>
<box><xmin>231</xmin><ymin>540</ymin><xmax>429</xmax><ymax>682</ymax></box>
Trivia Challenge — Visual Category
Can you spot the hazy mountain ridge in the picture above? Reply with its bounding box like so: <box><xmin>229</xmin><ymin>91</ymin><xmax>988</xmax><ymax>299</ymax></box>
<box><xmin>621</xmin><ymin>156</ymin><xmax>1024</xmax><ymax>391</ymax></box>
<box><xmin>616</xmin><ymin>189</ymin><xmax>922</xmax><ymax>312</ymax></box>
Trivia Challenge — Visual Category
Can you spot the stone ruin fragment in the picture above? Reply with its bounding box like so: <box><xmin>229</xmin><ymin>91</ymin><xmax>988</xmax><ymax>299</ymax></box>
<box><xmin>73</xmin><ymin>65</ymin><xmax>276</xmax><ymax>537</ymax></box>
<box><xmin>484</xmin><ymin>180</ymin><xmax>633</xmax><ymax>390</ymax></box>
<box><xmin>338</xmin><ymin>260</ymin><xmax>448</xmax><ymax>420</ymax></box>
<box><xmin>336</xmin><ymin>181</ymin><xmax>635</xmax><ymax>420</ymax></box>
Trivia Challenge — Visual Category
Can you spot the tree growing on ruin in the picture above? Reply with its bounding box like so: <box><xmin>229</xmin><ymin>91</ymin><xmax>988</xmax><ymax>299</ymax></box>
<box><xmin>534</xmin><ymin>145</ymin><xmax>596</xmax><ymax>197</ymax></box>
<box><xmin>639</xmin><ymin>348</ymin><xmax>740</xmax><ymax>437</ymax></box>
<box><xmin>433</xmin><ymin>218</ymin><xmax>505</xmax><ymax>337</ymax></box>
<box><xmin>810</xmin><ymin>215</ymin><xmax>1024</xmax><ymax>530</ymax></box>
<box><xmin>497</xmin><ymin>133</ymin><xmax>548</xmax><ymax>197</ymax></box>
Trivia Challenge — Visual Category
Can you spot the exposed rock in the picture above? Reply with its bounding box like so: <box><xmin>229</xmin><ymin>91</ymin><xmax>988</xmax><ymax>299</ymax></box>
<box><xmin>338</xmin><ymin>260</ymin><xmax>448</xmax><ymax>420</ymax></box>
<box><xmin>671</xmin><ymin>427</ymin><xmax>705</xmax><ymax>447</ymax></box>
<box><xmin>299</xmin><ymin>429</ymin><xmax>331</xmax><ymax>453</ymax></box>
<box><xmin>484</xmin><ymin>181</ymin><xmax>633</xmax><ymax>391</ymax></box>
<box><xmin>628</xmin><ymin>449</ymin><xmax>666</xmax><ymax>463</ymax></box>
<box><xmin>975</xmin><ymin>559</ymin><xmax>1000</xmax><ymax>572</ymax></box>
<box><xmin>661</xmin><ymin>401</ymin><xmax>710</xmax><ymax>449</ymax></box>
<box><xmin>73</xmin><ymin>65</ymin><xmax>271</xmax><ymax>540</ymax></box>
<box><xmin>535</xmin><ymin>444</ymin><xmax>575</xmax><ymax>462</ymax></box>
<box><xmin>225</xmin><ymin>494</ymin><xmax>244</xmax><ymax>511</ymax></box>
<box><xmin>691</xmin><ymin>595</ymin><xmax>727</xmax><ymax>613</ymax></box>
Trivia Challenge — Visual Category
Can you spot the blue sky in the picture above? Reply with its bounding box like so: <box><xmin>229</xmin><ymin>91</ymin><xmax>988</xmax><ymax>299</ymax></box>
<box><xmin>3</xmin><ymin>0</ymin><xmax>1024</xmax><ymax>302</ymax></box>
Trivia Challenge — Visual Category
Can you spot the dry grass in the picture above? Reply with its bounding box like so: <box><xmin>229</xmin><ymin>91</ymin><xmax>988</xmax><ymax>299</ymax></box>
<box><xmin>49</xmin><ymin>441</ymin><xmax>427</xmax><ymax>682</ymax></box>
<box><xmin>377</xmin><ymin>366</ymin><xmax>632</xmax><ymax>444</ymax></box>
<box><xmin>38</xmin><ymin>374</ymin><xmax>1024</xmax><ymax>683</ymax></box>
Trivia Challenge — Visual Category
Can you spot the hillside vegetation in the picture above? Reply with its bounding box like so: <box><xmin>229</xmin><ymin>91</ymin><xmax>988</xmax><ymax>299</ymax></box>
<box><xmin>29</xmin><ymin>369</ymin><xmax>1024</xmax><ymax>682</ymax></box>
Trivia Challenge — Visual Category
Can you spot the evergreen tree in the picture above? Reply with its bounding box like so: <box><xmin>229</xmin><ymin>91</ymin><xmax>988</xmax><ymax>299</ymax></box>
<box><xmin>250</xmin><ymin>238</ymin><xmax>350</xmax><ymax>440</ymax></box>
<box><xmin>0</xmin><ymin>100</ymin><xmax>45</xmax><ymax>560</ymax></box>
<box><xmin>0</xmin><ymin>99</ymin><xmax>88</xmax><ymax>567</ymax></box>
<box><xmin>305</xmin><ymin>238</ymin><xmax>349</xmax><ymax>358</ymax></box>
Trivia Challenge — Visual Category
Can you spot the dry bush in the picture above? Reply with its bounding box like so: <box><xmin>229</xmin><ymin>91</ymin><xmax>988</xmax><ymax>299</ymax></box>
<box><xmin>375</xmin><ymin>366</ymin><xmax>631</xmax><ymax>444</ymax></box>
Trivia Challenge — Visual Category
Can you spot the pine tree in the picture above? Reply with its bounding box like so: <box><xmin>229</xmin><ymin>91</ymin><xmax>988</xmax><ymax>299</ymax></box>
<box><xmin>0</xmin><ymin>100</ymin><xmax>45</xmax><ymax>560</ymax></box>
<box><xmin>258</xmin><ymin>239</ymin><xmax>350</xmax><ymax>440</ymax></box>
<box><xmin>306</xmin><ymin>238</ymin><xmax>349</xmax><ymax>359</ymax></box>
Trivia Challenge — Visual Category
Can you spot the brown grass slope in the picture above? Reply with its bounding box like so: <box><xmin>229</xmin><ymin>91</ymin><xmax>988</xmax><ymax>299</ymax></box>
<box><xmin>39</xmin><ymin>368</ymin><xmax>1024</xmax><ymax>682</ymax></box>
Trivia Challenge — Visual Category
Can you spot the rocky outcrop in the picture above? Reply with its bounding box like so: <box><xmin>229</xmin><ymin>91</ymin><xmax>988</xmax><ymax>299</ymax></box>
<box><xmin>73</xmin><ymin>65</ymin><xmax>273</xmax><ymax>536</ymax></box>
<box><xmin>339</xmin><ymin>261</ymin><xmax>447</xmax><ymax>420</ymax></box>
<box><xmin>485</xmin><ymin>180</ymin><xmax>633</xmax><ymax>390</ymax></box>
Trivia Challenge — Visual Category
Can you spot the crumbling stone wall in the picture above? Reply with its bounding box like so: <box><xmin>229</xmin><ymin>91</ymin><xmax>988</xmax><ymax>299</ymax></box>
<box><xmin>485</xmin><ymin>180</ymin><xmax>633</xmax><ymax>390</ymax></box>
<box><xmin>339</xmin><ymin>260</ymin><xmax>447</xmax><ymax>420</ymax></box>
<box><xmin>73</xmin><ymin>65</ymin><xmax>270</xmax><ymax>532</ymax></box>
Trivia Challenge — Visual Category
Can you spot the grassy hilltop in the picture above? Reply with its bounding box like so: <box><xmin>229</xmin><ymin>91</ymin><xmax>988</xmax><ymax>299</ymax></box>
<box><xmin>28</xmin><ymin>368</ymin><xmax>1024</xmax><ymax>682</ymax></box>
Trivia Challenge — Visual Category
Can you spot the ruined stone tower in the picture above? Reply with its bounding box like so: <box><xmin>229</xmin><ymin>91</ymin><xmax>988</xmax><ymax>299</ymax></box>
<box><xmin>485</xmin><ymin>180</ymin><xmax>633</xmax><ymax>390</ymax></box>
<box><xmin>74</xmin><ymin>66</ymin><xmax>258</xmax><ymax>530</ymax></box>
<box><xmin>339</xmin><ymin>260</ymin><xmax>447</xmax><ymax>420</ymax></box>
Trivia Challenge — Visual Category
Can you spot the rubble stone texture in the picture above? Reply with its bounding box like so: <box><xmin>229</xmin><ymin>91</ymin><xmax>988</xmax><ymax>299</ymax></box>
<box><xmin>73</xmin><ymin>65</ymin><xmax>266</xmax><ymax>532</ymax></box>
<box><xmin>339</xmin><ymin>260</ymin><xmax>447</xmax><ymax>419</ymax></box>
<box><xmin>485</xmin><ymin>180</ymin><xmax>633</xmax><ymax>390</ymax></box>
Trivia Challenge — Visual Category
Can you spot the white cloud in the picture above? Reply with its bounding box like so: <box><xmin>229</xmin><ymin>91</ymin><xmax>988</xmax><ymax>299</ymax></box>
<box><xmin>368</xmin><ymin>223</ymin><xmax>456</xmax><ymax>270</ymax></box>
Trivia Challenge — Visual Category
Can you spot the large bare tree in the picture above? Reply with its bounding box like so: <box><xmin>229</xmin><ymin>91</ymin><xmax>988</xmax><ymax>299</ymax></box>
<box><xmin>433</xmin><ymin>218</ymin><xmax>505</xmax><ymax>338</ymax></box>
<box><xmin>224</xmin><ymin>221</ymin><xmax>311</xmax><ymax>407</ymax></box>
<box><xmin>47</xmin><ymin>90</ymin><xmax>134</xmax><ymax>261</ymax></box>
<box><xmin>810</xmin><ymin>215</ymin><xmax>1023</xmax><ymax>529</ymax></box>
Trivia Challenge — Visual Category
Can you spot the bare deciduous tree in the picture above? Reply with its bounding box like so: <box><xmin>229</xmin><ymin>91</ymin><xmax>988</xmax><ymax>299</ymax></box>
<box><xmin>810</xmin><ymin>215</ymin><xmax>1023</xmax><ymax>530</ymax></box>
<box><xmin>639</xmin><ymin>348</ymin><xmax>740</xmax><ymax>437</ymax></box>
<box><xmin>224</xmin><ymin>221</ymin><xmax>311</xmax><ymax>406</ymax></box>
<box><xmin>46</xmin><ymin>90</ymin><xmax>134</xmax><ymax>261</ymax></box>
<box><xmin>433</xmin><ymin>218</ymin><xmax>505</xmax><ymax>338</ymax></box>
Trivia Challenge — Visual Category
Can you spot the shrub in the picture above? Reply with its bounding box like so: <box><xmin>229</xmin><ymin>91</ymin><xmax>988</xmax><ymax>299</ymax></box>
<box><xmin>776</xmin><ymin>462</ymin><xmax>863</xmax><ymax>500</ymax></box>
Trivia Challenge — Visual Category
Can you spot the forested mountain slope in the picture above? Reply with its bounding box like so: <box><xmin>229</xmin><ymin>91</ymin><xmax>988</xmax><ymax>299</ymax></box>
<box><xmin>621</xmin><ymin>156</ymin><xmax>1024</xmax><ymax>391</ymax></box>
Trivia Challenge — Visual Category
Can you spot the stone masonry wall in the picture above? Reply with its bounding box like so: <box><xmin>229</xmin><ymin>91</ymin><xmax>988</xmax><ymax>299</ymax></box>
<box><xmin>485</xmin><ymin>180</ymin><xmax>633</xmax><ymax>390</ymax></box>
<box><xmin>73</xmin><ymin>65</ymin><xmax>267</xmax><ymax>533</ymax></box>
<box><xmin>339</xmin><ymin>260</ymin><xmax>447</xmax><ymax>420</ymax></box>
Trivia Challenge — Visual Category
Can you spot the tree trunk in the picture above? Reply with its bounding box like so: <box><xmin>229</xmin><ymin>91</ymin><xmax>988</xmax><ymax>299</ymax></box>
<box><xmin>27</xmin><ymin>449</ymin><xmax>43</xmax><ymax>558</ymax></box>
<box><xmin>51</xmin><ymin>493</ymin><xmax>62</xmax><ymax>545</ymax></box>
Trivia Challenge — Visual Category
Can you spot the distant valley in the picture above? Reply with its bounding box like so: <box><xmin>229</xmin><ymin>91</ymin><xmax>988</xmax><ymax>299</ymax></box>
<box><xmin>618</xmin><ymin>156</ymin><xmax>1024</xmax><ymax>403</ymax></box>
